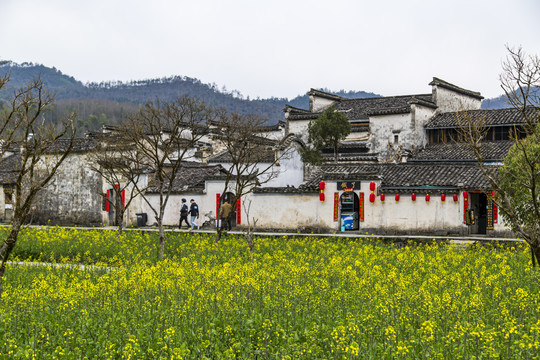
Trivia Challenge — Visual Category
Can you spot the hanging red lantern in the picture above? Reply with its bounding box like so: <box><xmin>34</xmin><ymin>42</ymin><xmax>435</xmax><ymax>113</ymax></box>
<box><xmin>425</xmin><ymin>194</ymin><xmax>430</xmax><ymax>202</ymax></box>
<box><xmin>369</xmin><ymin>193</ymin><xmax>375</xmax><ymax>203</ymax></box>
<box><xmin>319</xmin><ymin>192</ymin><xmax>325</xmax><ymax>202</ymax></box>
<box><xmin>411</xmin><ymin>193</ymin><xmax>416</xmax><ymax>202</ymax></box>
<box><xmin>319</xmin><ymin>181</ymin><xmax>326</xmax><ymax>191</ymax></box>
<box><xmin>453</xmin><ymin>194</ymin><xmax>458</xmax><ymax>202</ymax></box>
<box><xmin>463</xmin><ymin>191</ymin><xmax>468</xmax><ymax>199</ymax></box>
<box><xmin>380</xmin><ymin>194</ymin><xmax>385</xmax><ymax>203</ymax></box>
<box><xmin>441</xmin><ymin>194</ymin><xmax>446</xmax><ymax>203</ymax></box>
<box><xmin>395</xmin><ymin>194</ymin><xmax>400</xmax><ymax>202</ymax></box>
<box><xmin>370</xmin><ymin>181</ymin><xmax>376</xmax><ymax>193</ymax></box>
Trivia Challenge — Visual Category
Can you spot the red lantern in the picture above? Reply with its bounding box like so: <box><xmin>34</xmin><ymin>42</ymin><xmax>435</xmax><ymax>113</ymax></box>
<box><xmin>369</xmin><ymin>193</ymin><xmax>375</xmax><ymax>203</ymax></box>
<box><xmin>441</xmin><ymin>194</ymin><xmax>446</xmax><ymax>203</ymax></box>
<box><xmin>319</xmin><ymin>181</ymin><xmax>325</xmax><ymax>191</ymax></box>
<box><xmin>453</xmin><ymin>194</ymin><xmax>458</xmax><ymax>202</ymax></box>
<box><xmin>395</xmin><ymin>194</ymin><xmax>400</xmax><ymax>202</ymax></box>
<box><xmin>411</xmin><ymin>193</ymin><xmax>416</xmax><ymax>202</ymax></box>
<box><xmin>380</xmin><ymin>194</ymin><xmax>385</xmax><ymax>203</ymax></box>
<box><xmin>463</xmin><ymin>191</ymin><xmax>468</xmax><ymax>199</ymax></box>
<box><xmin>319</xmin><ymin>192</ymin><xmax>325</xmax><ymax>202</ymax></box>
<box><xmin>370</xmin><ymin>181</ymin><xmax>376</xmax><ymax>193</ymax></box>
<box><xmin>425</xmin><ymin>194</ymin><xmax>430</xmax><ymax>202</ymax></box>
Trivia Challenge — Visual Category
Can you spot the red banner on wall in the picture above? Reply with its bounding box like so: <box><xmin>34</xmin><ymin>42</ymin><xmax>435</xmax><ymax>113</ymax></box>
<box><xmin>216</xmin><ymin>193</ymin><xmax>221</xmax><ymax>218</ymax></box>
<box><xmin>333</xmin><ymin>192</ymin><xmax>339</xmax><ymax>221</ymax></box>
<box><xmin>359</xmin><ymin>192</ymin><xmax>365</xmax><ymax>222</ymax></box>
<box><xmin>463</xmin><ymin>195</ymin><xmax>469</xmax><ymax>224</ymax></box>
<box><xmin>236</xmin><ymin>198</ymin><xmax>241</xmax><ymax>225</ymax></box>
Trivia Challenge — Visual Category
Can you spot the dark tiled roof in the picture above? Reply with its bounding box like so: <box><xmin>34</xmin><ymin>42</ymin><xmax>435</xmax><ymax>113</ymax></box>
<box><xmin>287</xmin><ymin>94</ymin><xmax>435</xmax><ymax>121</ymax></box>
<box><xmin>0</xmin><ymin>153</ymin><xmax>21</xmax><ymax>184</ymax></box>
<box><xmin>411</xmin><ymin>141</ymin><xmax>514</xmax><ymax>162</ymax></box>
<box><xmin>380</xmin><ymin>163</ymin><xmax>490</xmax><ymax>190</ymax></box>
<box><xmin>45</xmin><ymin>137</ymin><xmax>99</xmax><ymax>153</ymax></box>
<box><xmin>425</xmin><ymin>107</ymin><xmax>537</xmax><ymax>129</ymax></box>
<box><xmin>302</xmin><ymin>162</ymin><xmax>493</xmax><ymax>191</ymax></box>
<box><xmin>307</xmin><ymin>88</ymin><xmax>345</xmax><ymax>101</ymax></box>
<box><xmin>254</xmin><ymin>186</ymin><xmax>318</xmax><ymax>194</ymax></box>
<box><xmin>429</xmin><ymin>77</ymin><xmax>484</xmax><ymax>100</ymax></box>
<box><xmin>208</xmin><ymin>148</ymin><xmax>275</xmax><ymax>163</ymax></box>
<box><xmin>146</xmin><ymin>163</ymin><xmax>226</xmax><ymax>193</ymax></box>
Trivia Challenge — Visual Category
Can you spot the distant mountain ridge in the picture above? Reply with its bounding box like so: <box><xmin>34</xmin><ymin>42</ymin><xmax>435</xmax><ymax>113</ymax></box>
<box><xmin>0</xmin><ymin>61</ymin><xmax>510</xmax><ymax>132</ymax></box>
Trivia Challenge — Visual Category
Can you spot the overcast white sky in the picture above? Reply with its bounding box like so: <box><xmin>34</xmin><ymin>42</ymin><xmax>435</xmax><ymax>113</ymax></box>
<box><xmin>1</xmin><ymin>0</ymin><xmax>539</xmax><ymax>99</ymax></box>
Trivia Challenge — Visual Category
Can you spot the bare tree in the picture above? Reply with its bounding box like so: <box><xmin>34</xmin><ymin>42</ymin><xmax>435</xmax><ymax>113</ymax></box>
<box><xmin>88</xmin><ymin>131</ymin><xmax>147</xmax><ymax>239</ymax></box>
<box><xmin>457</xmin><ymin>45</ymin><xmax>540</xmax><ymax>267</ymax></box>
<box><xmin>213</xmin><ymin>112</ymin><xmax>290</xmax><ymax>245</ymax></box>
<box><xmin>0</xmin><ymin>77</ymin><xmax>76</xmax><ymax>294</ymax></box>
<box><xmin>120</xmin><ymin>96</ymin><xmax>214</xmax><ymax>259</ymax></box>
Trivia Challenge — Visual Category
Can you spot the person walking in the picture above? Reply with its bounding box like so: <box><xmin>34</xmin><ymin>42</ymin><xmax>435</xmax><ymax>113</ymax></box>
<box><xmin>219</xmin><ymin>200</ymin><xmax>233</xmax><ymax>231</ymax></box>
<box><xmin>188</xmin><ymin>199</ymin><xmax>200</xmax><ymax>230</ymax></box>
<box><xmin>178</xmin><ymin>198</ymin><xmax>190</xmax><ymax>229</ymax></box>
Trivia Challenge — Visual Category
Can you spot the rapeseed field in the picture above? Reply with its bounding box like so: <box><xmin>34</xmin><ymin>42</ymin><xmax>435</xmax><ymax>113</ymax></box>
<box><xmin>1</xmin><ymin>228</ymin><xmax>539</xmax><ymax>359</ymax></box>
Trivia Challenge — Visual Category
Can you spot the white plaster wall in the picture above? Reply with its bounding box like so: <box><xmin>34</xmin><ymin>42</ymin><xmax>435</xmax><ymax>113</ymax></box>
<box><xmin>433</xmin><ymin>87</ymin><xmax>482</xmax><ymax>113</ymax></box>
<box><xmin>365</xmin><ymin>192</ymin><xmax>464</xmax><ymax>233</ymax></box>
<box><xmin>310</xmin><ymin>96</ymin><xmax>335</xmax><ymax>112</ymax></box>
<box><xmin>411</xmin><ymin>104</ymin><xmax>437</xmax><ymax>148</ymax></box>
<box><xmin>288</xmin><ymin>120</ymin><xmax>311</xmax><ymax>143</ymax></box>
<box><xmin>368</xmin><ymin>113</ymin><xmax>413</xmax><ymax>156</ymax></box>
<box><xmin>142</xmin><ymin>176</ymin><xmax>514</xmax><ymax>236</ymax></box>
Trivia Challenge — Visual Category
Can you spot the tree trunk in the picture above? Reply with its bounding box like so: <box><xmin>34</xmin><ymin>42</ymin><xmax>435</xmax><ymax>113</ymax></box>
<box><xmin>0</xmin><ymin>219</ymin><xmax>22</xmax><ymax>296</ymax></box>
<box><xmin>158</xmin><ymin>218</ymin><xmax>165</xmax><ymax>260</ymax></box>
<box><xmin>215</xmin><ymin>226</ymin><xmax>223</xmax><ymax>243</ymax></box>
<box><xmin>116</xmin><ymin>218</ymin><xmax>124</xmax><ymax>243</ymax></box>
<box><xmin>531</xmin><ymin>245</ymin><xmax>540</xmax><ymax>268</ymax></box>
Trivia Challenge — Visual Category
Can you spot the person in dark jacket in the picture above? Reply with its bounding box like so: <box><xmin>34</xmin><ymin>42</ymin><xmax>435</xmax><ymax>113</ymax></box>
<box><xmin>219</xmin><ymin>200</ymin><xmax>233</xmax><ymax>230</ymax></box>
<box><xmin>188</xmin><ymin>199</ymin><xmax>200</xmax><ymax>230</ymax></box>
<box><xmin>178</xmin><ymin>198</ymin><xmax>190</xmax><ymax>229</ymax></box>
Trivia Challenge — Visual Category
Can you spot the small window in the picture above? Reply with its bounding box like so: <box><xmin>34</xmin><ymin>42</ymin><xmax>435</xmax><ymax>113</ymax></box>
<box><xmin>394</xmin><ymin>134</ymin><xmax>399</xmax><ymax>144</ymax></box>
<box><xmin>4</xmin><ymin>187</ymin><xmax>13</xmax><ymax>205</ymax></box>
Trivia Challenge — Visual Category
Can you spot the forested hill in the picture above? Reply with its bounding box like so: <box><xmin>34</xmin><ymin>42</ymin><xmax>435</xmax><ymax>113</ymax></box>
<box><xmin>0</xmin><ymin>61</ymin><xmax>381</xmax><ymax>132</ymax></box>
<box><xmin>1</xmin><ymin>61</ymin><xmax>511</xmax><ymax>133</ymax></box>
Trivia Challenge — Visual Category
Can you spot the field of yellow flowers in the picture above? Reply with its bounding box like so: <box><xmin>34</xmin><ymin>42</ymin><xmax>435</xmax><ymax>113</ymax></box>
<box><xmin>1</xmin><ymin>227</ymin><xmax>540</xmax><ymax>359</ymax></box>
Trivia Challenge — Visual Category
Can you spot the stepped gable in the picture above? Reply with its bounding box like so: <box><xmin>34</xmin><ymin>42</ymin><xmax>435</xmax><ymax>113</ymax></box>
<box><xmin>411</xmin><ymin>141</ymin><xmax>514</xmax><ymax>162</ymax></box>
<box><xmin>426</xmin><ymin>107</ymin><xmax>537</xmax><ymax>129</ymax></box>
<box><xmin>287</xmin><ymin>93</ymin><xmax>435</xmax><ymax>121</ymax></box>
<box><xmin>429</xmin><ymin>77</ymin><xmax>484</xmax><ymax>100</ymax></box>
<box><xmin>146</xmin><ymin>162</ymin><xmax>226</xmax><ymax>194</ymax></box>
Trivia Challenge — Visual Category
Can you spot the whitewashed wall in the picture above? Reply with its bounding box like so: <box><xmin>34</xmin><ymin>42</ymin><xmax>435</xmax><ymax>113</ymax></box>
<box><xmin>310</xmin><ymin>95</ymin><xmax>336</xmax><ymax>112</ymax></box>
<box><xmin>432</xmin><ymin>86</ymin><xmax>482</xmax><ymax>113</ymax></box>
<box><xmin>142</xmin><ymin>176</ymin><xmax>512</xmax><ymax>237</ymax></box>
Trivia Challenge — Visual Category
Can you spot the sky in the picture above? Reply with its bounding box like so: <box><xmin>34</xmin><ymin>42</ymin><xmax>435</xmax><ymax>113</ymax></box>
<box><xmin>1</xmin><ymin>0</ymin><xmax>539</xmax><ymax>100</ymax></box>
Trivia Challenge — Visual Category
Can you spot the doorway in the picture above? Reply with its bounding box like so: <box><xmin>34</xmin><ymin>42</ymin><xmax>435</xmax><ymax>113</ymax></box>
<box><xmin>340</xmin><ymin>192</ymin><xmax>359</xmax><ymax>230</ymax></box>
<box><xmin>107</xmin><ymin>188</ymin><xmax>123</xmax><ymax>226</ymax></box>
<box><xmin>220</xmin><ymin>192</ymin><xmax>237</xmax><ymax>228</ymax></box>
<box><xmin>469</xmin><ymin>192</ymin><xmax>488</xmax><ymax>234</ymax></box>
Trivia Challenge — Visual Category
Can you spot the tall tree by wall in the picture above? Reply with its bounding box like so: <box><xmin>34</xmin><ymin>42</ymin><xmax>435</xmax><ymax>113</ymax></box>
<box><xmin>457</xmin><ymin>46</ymin><xmax>540</xmax><ymax>267</ymax></box>
<box><xmin>213</xmin><ymin>112</ymin><xmax>290</xmax><ymax>250</ymax></box>
<box><xmin>300</xmin><ymin>105</ymin><xmax>351</xmax><ymax>164</ymax></box>
<box><xmin>0</xmin><ymin>76</ymin><xmax>76</xmax><ymax>294</ymax></box>
<box><xmin>89</xmin><ymin>131</ymin><xmax>147</xmax><ymax>239</ymax></box>
<box><xmin>119</xmin><ymin>96</ymin><xmax>215</xmax><ymax>259</ymax></box>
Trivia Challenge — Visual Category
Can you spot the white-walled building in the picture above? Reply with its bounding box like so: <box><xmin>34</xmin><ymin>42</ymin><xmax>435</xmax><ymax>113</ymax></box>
<box><xmin>0</xmin><ymin>77</ymin><xmax>526</xmax><ymax>237</ymax></box>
